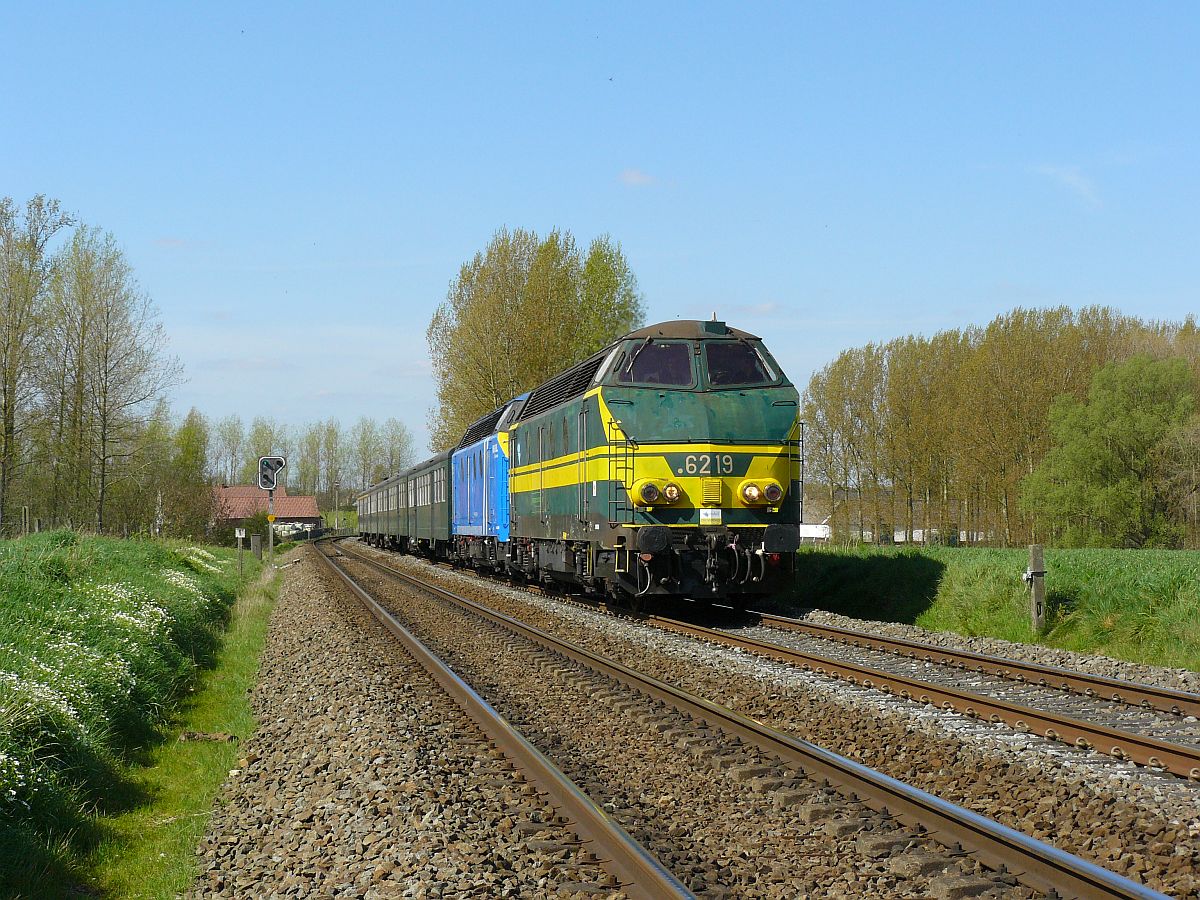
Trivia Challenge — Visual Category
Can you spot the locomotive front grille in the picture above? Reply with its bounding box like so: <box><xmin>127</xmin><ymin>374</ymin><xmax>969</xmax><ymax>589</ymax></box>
<box><xmin>702</xmin><ymin>478</ymin><xmax>722</xmax><ymax>506</ymax></box>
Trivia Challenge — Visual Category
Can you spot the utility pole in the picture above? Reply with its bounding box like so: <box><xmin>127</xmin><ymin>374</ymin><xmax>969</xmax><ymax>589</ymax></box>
<box><xmin>334</xmin><ymin>480</ymin><xmax>340</xmax><ymax>532</ymax></box>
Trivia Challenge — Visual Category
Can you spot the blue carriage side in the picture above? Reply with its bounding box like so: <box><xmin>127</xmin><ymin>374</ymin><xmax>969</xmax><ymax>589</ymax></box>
<box><xmin>451</xmin><ymin>394</ymin><xmax>527</xmax><ymax>569</ymax></box>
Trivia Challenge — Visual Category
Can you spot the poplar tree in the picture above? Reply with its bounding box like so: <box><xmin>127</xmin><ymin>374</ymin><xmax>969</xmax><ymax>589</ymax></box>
<box><xmin>214</xmin><ymin>414</ymin><xmax>244</xmax><ymax>484</ymax></box>
<box><xmin>0</xmin><ymin>195</ymin><xmax>72</xmax><ymax>531</ymax></box>
<box><xmin>427</xmin><ymin>227</ymin><xmax>643</xmax><ymax>451</ymax></box>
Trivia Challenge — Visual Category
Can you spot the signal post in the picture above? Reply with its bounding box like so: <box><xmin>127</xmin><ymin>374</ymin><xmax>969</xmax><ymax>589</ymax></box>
<box><xmin>258</xmin><ymin>456</ymin><xmax>286</xmax><ymax>567</ymax></box>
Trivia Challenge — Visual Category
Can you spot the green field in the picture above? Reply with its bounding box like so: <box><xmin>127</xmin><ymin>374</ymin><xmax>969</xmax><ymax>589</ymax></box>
<box><xmin>0</xmin><ymin>531</ymin><xmax>264</xmax><ymax>896</ymax></box>
<box><xmin>321</xmin><ymin>508</ymin><xmax>357</xmax><ymax>529</ymax></box>
<box><xmin>787</xmin><ymin>546</ymin><xmax>1200</xmax><ymax>671</ymax></box>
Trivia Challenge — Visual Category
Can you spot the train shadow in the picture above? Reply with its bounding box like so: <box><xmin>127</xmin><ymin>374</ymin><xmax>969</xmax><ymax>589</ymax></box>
<box><xmin>767</xmin><ymin>550</ymin><xmax>946</xmax><ymax>625</ymax></box>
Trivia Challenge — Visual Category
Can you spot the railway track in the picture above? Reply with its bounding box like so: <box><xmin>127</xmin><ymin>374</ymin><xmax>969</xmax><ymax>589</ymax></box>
<box><xmin>314</xmin><ymin>541</ymin><xmax>693</xmax><ymax>899</ymax></box>
<box><xmin>734</xmin><ymin>610</ymin><xmax>1200</xmax><ymax>719</ymax></box>
<box><xmin>380</xmin><ymin>547</ymin><xmax>1200</xmax><ymax>780</ymax></box>
<box><xmin>642</xmin><ymin>612</ymin><xmax>1200</xmax><ymax>780</ymax></box>
<box><xmin>330</xmin><ymin>540</ymin><xmax>1169</xmax><ymax>900</ymax></box>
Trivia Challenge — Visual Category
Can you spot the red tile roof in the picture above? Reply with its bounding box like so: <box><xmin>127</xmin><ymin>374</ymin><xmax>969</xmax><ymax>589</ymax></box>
<box><xmin>214</xmin><ymin>485</ymin><xmax>320</xmax><ymax>521</ymax></box>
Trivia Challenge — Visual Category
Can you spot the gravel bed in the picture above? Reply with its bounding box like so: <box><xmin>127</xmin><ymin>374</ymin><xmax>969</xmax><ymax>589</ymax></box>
<box><xmin>355</xmin><ymin>545</ymin><xmax>1200</xmax><ymax>897</ymax></box>
<box><xmin>342</xmin><ymin>554</ymin><xmax>1032</xmax><ymax>899</ymax></box>
<box><xmin>782</xmin><ymin>606</ymin><xmax>1200</xmax><ymax>695</ymax></box>
<box><xmin>723</xmin><ymin>623</ymin><xmax>1200</xmax><ymax>748</ymax></box>
<box><xmin>190</xmin><ymin>551</ymin><xmax>630</xmax><ymax>899</ymax></box>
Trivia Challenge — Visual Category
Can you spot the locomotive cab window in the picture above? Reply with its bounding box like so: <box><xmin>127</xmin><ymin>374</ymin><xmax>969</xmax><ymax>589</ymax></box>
<box><xmin>616</xmin><ymin>340</ymin><xmax>694</xmax><ymax>387</ymax></box>
<box><xmin>704</xmin><ymin>341</ymin><xmax>778</xmax><ymax>387</ymax></box>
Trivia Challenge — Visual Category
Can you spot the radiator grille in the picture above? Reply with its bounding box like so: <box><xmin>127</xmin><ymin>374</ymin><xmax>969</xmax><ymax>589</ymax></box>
<box><xmin>702</xmin><ymin>479</ymin><xmax>722</xmax><ymax>505</ymax></box>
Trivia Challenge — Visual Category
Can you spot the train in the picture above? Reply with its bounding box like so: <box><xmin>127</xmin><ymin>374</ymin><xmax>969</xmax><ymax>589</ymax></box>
<box><xmin>357</xmin><ymin>319</ymin><xmax>802</xmax><ymax>601</ymax></box>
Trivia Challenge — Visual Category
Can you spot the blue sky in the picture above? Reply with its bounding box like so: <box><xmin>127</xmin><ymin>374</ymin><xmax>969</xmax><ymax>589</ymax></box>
<box><xmin>3</xmin><ymin>3</ymin><xmax>1197</xmax><ymax>454</ymax></box>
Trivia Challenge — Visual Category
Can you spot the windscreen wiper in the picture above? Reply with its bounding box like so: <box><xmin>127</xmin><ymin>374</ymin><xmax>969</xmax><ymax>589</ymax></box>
<box><xmin>624</xmin><ymin>336</ymin><xmax>653</xmax><ymax>376</ymax></box>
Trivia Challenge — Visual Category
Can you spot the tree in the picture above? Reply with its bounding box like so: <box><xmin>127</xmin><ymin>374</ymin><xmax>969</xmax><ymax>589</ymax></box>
<box><xmin>1153</xmin><ymin>414</ymin><xmax>1200</xmax><ymax>546</ymax></box>
<box><xmin>214</xmin><ymin>414</ymin><xmax>244</xmax><ymax>484</ymax></box>
<box><xmin>82</xmin><ymin>231</ymin><xmax>181</xmax><ymax>531</ymax></box>
<box><xmin>161</xmin><ymin>408</ymin><xmax>215</xmax><ymax>538</ymax></box>
<box><xmin>0</xmin><ymin>195</ymin><xmax>72</xmax><ymax>531</ymax></box>
<box><xmin>1021</xmin><ymin>356</ymin><xmax>1196</xmax><ymax>547</ymax></box>
<box><xmin>382</xmin><ymin>416</ymin><xmax>415</xmax><ymax>476</ymax></box>
<box><xmin>321</xmin><ymin>417</ymin><xmax>344</xmax><ymax>502</ymax></box>
<box><xmin>240</xmin><ymin>416</ymin><xmax>280</xmax><ymax>483</ymax></box>
<box><xmin>579</xmin><ymin>236</ymin><xmax>643</xmax><ymax>361</ymax></box>
<box><xmin>427</xmin><ymin>227</ymin><xmax>643</xmax><ymax>450</ymax></box>
<box><xmin>296</xmin><ymin>421</ymin><xmax>323</xmax><ymax>495</ymax></box>
<box><xmin>350</xmin><ymin>416</ymin><xmax>384</xmax><ymax>489</ymax></box>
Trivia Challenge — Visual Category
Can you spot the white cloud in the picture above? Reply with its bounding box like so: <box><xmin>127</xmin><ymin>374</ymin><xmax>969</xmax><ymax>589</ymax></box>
<box><xmin>618</xmin><ymin>168</ymin><xmax>655</xmax><ymax>187</ymax></box>
<box><xmin>1032</xmin><ymin>164</ymin><xmax>1100</xmax><ymax>208</ymax></box>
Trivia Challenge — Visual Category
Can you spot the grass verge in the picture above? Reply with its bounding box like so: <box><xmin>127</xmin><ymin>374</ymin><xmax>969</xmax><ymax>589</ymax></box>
<box><xmin>0</xmin><ymin>532</ymin><xmax>269</xmax><ymax>897</ymax></box>
<box><xmin>787</xmin><ymin>546</ymin><xmax>1200</xmax><ymax>670</ymax></box>
<box><xmin>83</xmin><ymin>564</ymin><xmax>281</xmax><ymax>898</ymax></box>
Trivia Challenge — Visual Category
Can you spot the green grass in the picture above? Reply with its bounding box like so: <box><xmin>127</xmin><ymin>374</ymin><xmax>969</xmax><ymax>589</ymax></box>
<box><xmin>0</xmin><ymin>532</ymin><xmax>264</xmax><ymax>896</ymax></box>
<box><xmin>321</xmin><ymin>508</ymin><xmax>357</xmax><ymax>529</ymax></box>
<box><xmin>85</xmin><ymin>566</ymin><xmax>280</xmax><ymax>898</ymax></box>
<box><xmin>788</xmin><ymin>545</ymin><xmax>1200</xmax><ymax>671</ymax></box>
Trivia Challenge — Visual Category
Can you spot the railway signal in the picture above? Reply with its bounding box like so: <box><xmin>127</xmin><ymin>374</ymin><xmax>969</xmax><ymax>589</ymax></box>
<box><xmin>258</xmin><ymin>456</ymin><xmax>285</xmax><ymax>490</ymax></box>
<box><xmin>257</xmin><ymin>456</ymin><xmax>286</xmax><ymax>566</ymax></box>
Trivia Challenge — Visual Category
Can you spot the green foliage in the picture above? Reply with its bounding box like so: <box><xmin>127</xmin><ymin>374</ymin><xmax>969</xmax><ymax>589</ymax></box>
<box><xmin>427</xmin><ymin>226</ymin><xmax>645</xmax><ymax>451</ymax></box>
<box><xmin>1021</xmin><ymin>356</ymin><xmax>1196</xmax><ymax>547</ymax></box>
<box><xmin>802</xmin><ymin>306</ymin><xmax>1200</xmax><ymax>548</ymax></box>
<box><xmin>210</xmin><ymin>510</ymin><xmax>269</xmax><ymax>548</ymax></box>
<box><xmin>790</xmin><ymin>545</ymin><xmax>1200</xmax><ymax>670</ymax></box>
<box><xmin>0</xmin><ymin>532</ymin><xmax>255</xmax><ymax>893</ymax></box>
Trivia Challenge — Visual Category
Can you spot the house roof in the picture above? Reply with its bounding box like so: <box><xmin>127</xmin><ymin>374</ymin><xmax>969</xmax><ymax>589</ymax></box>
<box><xmin>214</xmin><ymin>484</ymin><xmax>320</xmax><ymax>520</ymax></box>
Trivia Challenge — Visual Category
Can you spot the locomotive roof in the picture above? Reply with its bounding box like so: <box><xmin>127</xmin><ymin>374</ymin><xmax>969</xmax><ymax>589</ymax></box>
<box><xmin>620</xmin><ymin>319</ymin><xmax>761</xmax><ymax>342</ymax></box>
<box><xmin>455</xmin><ymin>393</ymin><xmax>529</xmax><ymax>450</ymax></box>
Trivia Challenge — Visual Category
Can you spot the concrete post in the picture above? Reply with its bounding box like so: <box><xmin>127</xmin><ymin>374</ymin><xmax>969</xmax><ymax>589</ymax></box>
<box><xmin>1026</xmin><ymin>544</ymin><xmax>1046</xmax><ymax>633</ymax></box>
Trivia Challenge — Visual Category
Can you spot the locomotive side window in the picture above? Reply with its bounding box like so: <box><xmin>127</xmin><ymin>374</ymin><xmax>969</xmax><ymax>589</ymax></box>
<box><xmin>704</xmin><ymin>341</ymin><xmax>777</xmax><ymax>387</ymax></box>
<box><xmin>617</xmin><ymin>341</ymin><xmax>694</xmax><ymax>387</ymax></box>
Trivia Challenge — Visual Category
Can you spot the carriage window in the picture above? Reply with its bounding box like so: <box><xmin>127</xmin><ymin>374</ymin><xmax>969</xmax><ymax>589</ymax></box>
<box><xmin>617</xmin><ymin>341</ymin><xmax>694</xmax><ymax>387</ymax></box>
<box><xmin>704</xmin><ymin>341</ymin><xmax>777</xmax><ymax>387</ymax></box>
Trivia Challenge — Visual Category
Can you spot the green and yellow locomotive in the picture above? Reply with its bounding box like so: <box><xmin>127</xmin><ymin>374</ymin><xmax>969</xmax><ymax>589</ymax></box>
<box><xmin>504</xmin><ymin>319</ymin><xmax>801</xmax><ymax>600</ymax></box>
<box><xmin>359</xmin><ymin>318</ymin><xmax>801</xmax><ymax>601</ymax></box>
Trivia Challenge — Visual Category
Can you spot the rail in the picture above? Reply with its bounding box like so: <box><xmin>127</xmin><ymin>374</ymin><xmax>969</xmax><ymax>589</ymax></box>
<box><xmin>742</xmin><ymin>610</ymin><xmax>1200</xmax><ymax>718</ymax></box>
<box><xmin>312</xmin><ymin>542</ymin><xmax>693</xmax><ymax>900</ymax></box>
<box><xmin>645</xmin><ymin>614</ymin><xmax>1200</xmax><ymax>780</ymax></box>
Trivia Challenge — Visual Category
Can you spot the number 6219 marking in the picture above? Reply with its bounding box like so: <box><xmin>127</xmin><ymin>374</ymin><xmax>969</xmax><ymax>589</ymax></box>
<box><xmin>682</xmin><ymin>454</ymin><xmax>734</xmax><ymax>475</ymax></box>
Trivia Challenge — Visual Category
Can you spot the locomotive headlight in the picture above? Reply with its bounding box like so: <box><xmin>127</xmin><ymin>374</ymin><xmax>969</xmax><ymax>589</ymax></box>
<box><xmin>763</xmin><ymin>482</ymin><xmax>783</xmax><ymax>504</ymax></box>
<box><xmin>639</xmin><ymin>481</ymin><xmax>661</xmax><ymax>504</ymax></box>
<box><xmin>741</xmin><ymin>482</ymin><xmax>762</xmax><ymax>504</ymax></box>
<box><xmin>663</xmin><ymin>482</ymin><xmax>682</xmax><ymax>503</ymax></box>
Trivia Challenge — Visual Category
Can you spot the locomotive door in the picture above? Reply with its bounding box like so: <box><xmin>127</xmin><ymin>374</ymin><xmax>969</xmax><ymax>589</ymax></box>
<box><xmin>537</xmin><ymin>425</ymin><xmax>546</xmax><ymax>528</ymax></box>
<box><xmin>576</xmin><ymin>407</ymin><xmax>588</xmax><ymax>525</ymax></box>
